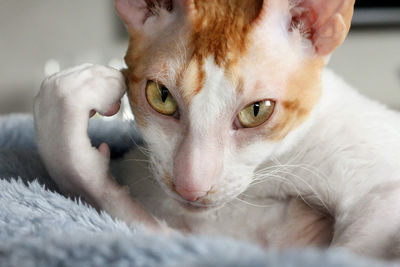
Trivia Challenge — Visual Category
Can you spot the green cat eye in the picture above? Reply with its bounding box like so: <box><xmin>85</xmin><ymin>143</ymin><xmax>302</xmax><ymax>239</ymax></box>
<box><xmin>238</xmin><ymin>100</ymin><xmax>275</xmax><ymax>128</ymax></box>
<box><xmin>146</xmin><ymin>81</ymin><xmax>178</xmax><ymax>116</ymax></box>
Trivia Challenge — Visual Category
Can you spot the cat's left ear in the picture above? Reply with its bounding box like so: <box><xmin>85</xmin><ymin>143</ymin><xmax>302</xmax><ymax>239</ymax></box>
<box><xmin>290</xmin><ymin>0</ymin><xmax>355</xmax><ymax>56</ymax></box>
<box><xmin>115</xmin><ymin>0</ymin><xmax>151</xmax><ymax>29</ymax></box>
<box><xmin>115</xmin><ymin>0</ymin><xmax>192</xmax><ymax>33</ymax></box>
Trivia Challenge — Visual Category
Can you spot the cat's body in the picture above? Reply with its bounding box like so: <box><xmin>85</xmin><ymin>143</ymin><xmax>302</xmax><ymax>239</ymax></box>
<box><xmin>34</xmin><ymin>0</ymin><xmax>400</xmax><ymax>260</ymax></box>
<box><xmin>113</xmin><ymin>69</ymin><xmax>400</xmax><ymax>254</ymax></box>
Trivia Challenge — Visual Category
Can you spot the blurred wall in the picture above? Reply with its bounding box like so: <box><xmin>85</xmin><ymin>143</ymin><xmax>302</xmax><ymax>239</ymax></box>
<box><xmin>0</xmin><ymin>1</ymin><xmax>399</xmax><ymax>114</ymax></box>
<box><xmin>0</xmin><ymin>0</ymin><xmax>127</xmax><ymax>114</ymax></box>
<box><xmin>329</xmin><ymin>29</ymin><xmax>400</xmax><ymax>109</ymax></box>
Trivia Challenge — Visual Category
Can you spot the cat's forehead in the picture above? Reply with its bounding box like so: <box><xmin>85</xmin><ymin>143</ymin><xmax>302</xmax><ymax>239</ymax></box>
<box><xmin>177</xmin><ymin>0</ymin><xmax>293</xmax><ymax>103</ymax></box>
<box><xmin>125</xmin><ymin>0</ymin><xmax>292</xmax><ymax>90</ymax></box>
<box><xmin>189</xmin><ymin>0</ymin><xmax>263</xmax><ymax>67</ymax></box>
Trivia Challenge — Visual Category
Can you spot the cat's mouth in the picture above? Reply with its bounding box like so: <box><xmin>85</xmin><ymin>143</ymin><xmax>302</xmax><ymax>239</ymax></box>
<box><xmin>179</xmin><ymin>200</ymin><xmax>225</xmax><ymax>213</ymax></box>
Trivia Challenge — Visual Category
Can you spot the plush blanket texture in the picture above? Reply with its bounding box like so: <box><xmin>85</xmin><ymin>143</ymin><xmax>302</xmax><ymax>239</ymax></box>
<box><xmin>0</xmin><ymin>114</ymin><xmax>396</xmax><ymax>267</ymax></box>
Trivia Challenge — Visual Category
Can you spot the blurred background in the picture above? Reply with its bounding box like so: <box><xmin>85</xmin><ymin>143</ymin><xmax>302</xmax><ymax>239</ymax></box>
<box><xmin>0</xmin><ymin>0</ymin><xmax>399</xmax><ymax>116</ymax></box>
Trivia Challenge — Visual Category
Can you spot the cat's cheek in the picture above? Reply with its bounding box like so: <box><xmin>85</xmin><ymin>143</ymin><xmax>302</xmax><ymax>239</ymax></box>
<box><xmin>139</xmin><ymin>124</ymin><xmax>182</xmax><ymax>181</ymax></box>
<box><xmin>203</xmin><ymin>152</ymin><xmax>256</xmax><ymax>203</ymax></box>
<box><xmin>232</xmin><ymin>129</ymin><xmax>279</xmax><ymax>163</ymax></box>
<box><xmin>212</xmin><ymin>174</ymin><xmax>254</xmax><ymax>205</ymax></box>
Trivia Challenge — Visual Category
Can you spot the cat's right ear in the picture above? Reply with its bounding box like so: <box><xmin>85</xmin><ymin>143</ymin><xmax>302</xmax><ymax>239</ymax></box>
<box><xmin>290</xmin><ymin>0</ymin><xmax>355</xmax><ymax>56</ymax></box>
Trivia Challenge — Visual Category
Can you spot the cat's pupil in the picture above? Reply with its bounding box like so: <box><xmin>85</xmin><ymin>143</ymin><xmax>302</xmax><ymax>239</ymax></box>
<box><xmin>253</xmin><ymin>102</ymin><xmax>260</xmax><ymax>117</ymax></box>
<box><xmin>161</xmin><ymin>87</ymin><xmax>169</xmax><ymax>102</ymax></box>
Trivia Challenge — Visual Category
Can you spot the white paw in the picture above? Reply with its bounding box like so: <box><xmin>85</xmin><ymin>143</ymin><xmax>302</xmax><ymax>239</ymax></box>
<box><xmin>37</xmin><ymin>64</ymin><xmax>126</xmax><ymax>115</ymax></box>
<box><xmin>34</xmin><ymin>64</ymin><xmax>126</xmax><ymax>196</ymax></box>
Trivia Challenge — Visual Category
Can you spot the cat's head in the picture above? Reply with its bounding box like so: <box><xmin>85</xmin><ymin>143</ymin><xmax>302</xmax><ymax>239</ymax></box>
<box><xmin>115</xmin><ymin>0</ymin><xmax>354</xmax><ymax>210</ymax></box>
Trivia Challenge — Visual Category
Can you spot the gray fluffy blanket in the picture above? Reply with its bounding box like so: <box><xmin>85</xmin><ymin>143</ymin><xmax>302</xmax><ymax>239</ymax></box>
<box><xmin>0</xmin><ymin>114</ymin><xmax>395</xmax><ymax>266</ymax></box>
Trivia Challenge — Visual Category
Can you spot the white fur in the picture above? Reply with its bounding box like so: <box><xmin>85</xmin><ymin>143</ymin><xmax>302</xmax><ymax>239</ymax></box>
<box><xmin>190</xmin><ymin>58</ymin><xmax>236</xmax><ymax>133</ymax></box>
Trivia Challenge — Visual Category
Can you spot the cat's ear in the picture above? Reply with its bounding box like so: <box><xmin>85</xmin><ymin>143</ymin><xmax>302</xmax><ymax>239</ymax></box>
<box><xmin>115</xmin><ymin>0</ymin><xmax>192</xmax><ymax>31</ymax></box>
<box><xmin>290</xmin><ymin>0</ymin><xmax>355</xmax><ymax>56</ymax></box>
<box><xmin>114</xmin><ymin>0</ymin><xmax>150</xmax><ymax>29</ymax></box>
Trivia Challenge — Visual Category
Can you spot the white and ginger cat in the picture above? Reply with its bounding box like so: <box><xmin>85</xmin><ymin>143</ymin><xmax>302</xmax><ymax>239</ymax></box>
<box><xmin>34</xmin><ymin>0</ymin><xmax>400</xmax><ymax>259</ymax></box>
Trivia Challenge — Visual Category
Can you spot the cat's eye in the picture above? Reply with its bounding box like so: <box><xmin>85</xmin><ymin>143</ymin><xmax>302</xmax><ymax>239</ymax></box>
<box><xmin>238</xmin><ymin>100</ymin><xmax>275</xmax><ymax>128</ymax></box>
<box><xmin>146</xmin><ymin>81</ymin><xmax>178</xmax><ymax>116</ymax></box>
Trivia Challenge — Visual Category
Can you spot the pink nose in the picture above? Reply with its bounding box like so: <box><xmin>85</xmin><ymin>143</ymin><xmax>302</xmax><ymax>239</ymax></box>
<box><xmin>174</xmin><ymin>185</ymin><xmax>208</xmax><ymax>202</ymax></box>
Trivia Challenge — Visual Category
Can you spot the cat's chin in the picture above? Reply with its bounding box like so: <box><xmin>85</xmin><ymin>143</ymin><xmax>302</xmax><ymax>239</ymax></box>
<box><xmin>179</xmin><ymin>202</ymin><xmax>224</xmax><ymax>213</ymax></box>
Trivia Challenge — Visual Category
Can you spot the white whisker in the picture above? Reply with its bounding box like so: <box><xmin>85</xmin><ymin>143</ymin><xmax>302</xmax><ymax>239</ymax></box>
<box><xmin>250</xmin><ymin>173</ymin><xmax>315</xmax><ymax>211</ymax></box>
<box><xmin>274</xmin><ymin>169</ymin><xmax>331</xmax><ymax>214</ymax></box>
<box><xmin>234</xmin><ymin>196</ymin><xmax>274</xmax><ymax>208</ymax></box>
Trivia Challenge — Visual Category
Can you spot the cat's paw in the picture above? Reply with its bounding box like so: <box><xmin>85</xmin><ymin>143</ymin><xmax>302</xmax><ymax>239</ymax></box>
<box><xmin>34</xmin><ymin>64</ymin><xmax>126</xmax><ymax>198</ymax></box>
<box><xmin>37</xmin><ymin>63</ymin><xmax>126</xmax><ymax>116</ymax></box>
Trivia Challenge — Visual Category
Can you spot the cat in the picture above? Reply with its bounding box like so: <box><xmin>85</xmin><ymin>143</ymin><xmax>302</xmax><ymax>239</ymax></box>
<box><xmin>34</xmin><ymin>0</ymin><xmax>400</xmax><ymax>259</ymax></box>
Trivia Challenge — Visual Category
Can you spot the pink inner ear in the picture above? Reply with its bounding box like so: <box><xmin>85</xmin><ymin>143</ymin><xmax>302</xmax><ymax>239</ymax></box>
<box><xmin>290</xmin><ymin>0</ymin><xmax>354</xmax><ymax>56</ymax></box>
<box><xmin>174</xmin><ymin>0</ymin><xmax>195</xmax><ymax>14</ymax></box>
<box><xmin>115</xmin><ymin>0</ymin><xmax>179</xmax><ymax>29</ymax></box>
<box><xmin>290</xmin><ymin>4</ymin><xmax>317</xmax><ymax>38</ymax></box>
<box><xmin>115</xmin><ymin>0</ymin><xmax>149</xmax><ymax>27</ymax></box>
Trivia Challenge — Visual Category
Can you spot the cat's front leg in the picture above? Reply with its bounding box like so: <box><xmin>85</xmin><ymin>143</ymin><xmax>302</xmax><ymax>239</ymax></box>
<box><xmin>34</xmin><ymin>64</ymin><xmax>165</xmax><ymax>231</ymax></box>
<box><xmin>264</xmin><ymin>198</ymin><xmax>333</xmax><ymax>248</ymax></box>
<box><xmin>332</xmin><ymin>182</ymin><xmax>400</xmax><ymax>259</ymax></box>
